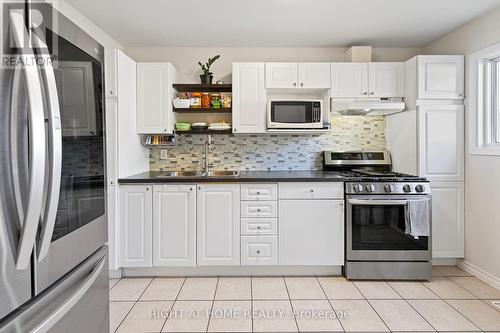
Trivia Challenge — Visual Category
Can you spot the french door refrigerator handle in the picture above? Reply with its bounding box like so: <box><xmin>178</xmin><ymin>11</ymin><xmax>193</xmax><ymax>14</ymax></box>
<box><xmin>31</xmin><ymin>257</ymin><xmax>106</xmax><ymax>333</ymax></box>
<box><xmin>32</xmin><ymin>34</ymin><xmax>63</xmax><ymax>262</ymax></box>
<box><xmin>10</xmin><ymin>11</ymin><xmax>47</xmax><ymax>270</ymax></box>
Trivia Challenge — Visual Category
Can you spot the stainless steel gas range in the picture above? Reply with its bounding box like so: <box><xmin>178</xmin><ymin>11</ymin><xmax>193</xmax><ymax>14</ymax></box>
<box><xmin>324</xmin><ymin>150</ymin><xmax>432</xmax><ymax>281</ymax></box>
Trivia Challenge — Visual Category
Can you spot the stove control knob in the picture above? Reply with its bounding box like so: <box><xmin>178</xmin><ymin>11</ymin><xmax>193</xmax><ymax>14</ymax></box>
<box><xmin>384</xmin><ymin>184</ymin><xmax>394</xmax><ymax>193</ymax></box>
<box><xmin>415</xmin><ymin>184</ymin><xmax>425</xmax><ymax>193</ymax></box>
<box><xmin>403</xmin><ymin>184</ymin><xmax>412</xmax><ymax>193</ymax></box>
<box><xmin>365</xmin><ymin>184</ymin><xmax>376</xmax><ymax>193</ymax></box>
<box><xmin>353</xmin><ymin>184</ymin><xmax>364</xmax><ymax>192</ymax></box>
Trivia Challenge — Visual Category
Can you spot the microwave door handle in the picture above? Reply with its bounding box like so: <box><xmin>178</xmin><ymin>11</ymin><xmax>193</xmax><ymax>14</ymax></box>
<box><xmin>348</xmin><ymin>199</ymin><xmax>409</xmax><ymax>205</ymax></box>
<box><xmin>10</xmin><ymin>11</ymin><xmax>47</xmax><ymax>270</ymax></box>
<box><xmin>32</xmin><ymin>34</ymin><xmax>62</xmax><ymax>262</ymax></box>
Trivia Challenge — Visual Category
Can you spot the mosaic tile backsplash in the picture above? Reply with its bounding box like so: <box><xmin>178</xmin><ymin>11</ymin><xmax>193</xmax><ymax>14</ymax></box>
<box><xmin>149</xmin><ymin>116</ymin><xmax>386</xmax><ymax>171</ymax></box>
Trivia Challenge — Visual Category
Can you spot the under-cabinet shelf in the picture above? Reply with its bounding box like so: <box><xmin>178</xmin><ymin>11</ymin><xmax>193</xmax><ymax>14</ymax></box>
<box><xmin>173</xmin><ymin>107</ymin><xmax>232</xmax><ymax>113</ymax></box>
<box><xmin>174</xmin><ymin>129</ymin><xmax>233</xmax><ymax>135</ymax></box>
<box><xmin>173</xmin><ymin>83</ymin><xmax>232</xmax><ymax>93</ymax></box>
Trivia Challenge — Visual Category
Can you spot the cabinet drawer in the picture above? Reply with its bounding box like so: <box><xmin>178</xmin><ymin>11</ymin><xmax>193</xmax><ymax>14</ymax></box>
<box><xmin>241</xmin><ymin>218</ymin><xmax>277</xmax><ymax>236</ymax></box>
<box><xmin>241</xmin><ymin>236</ymin><xmax>278</xmax><ymax>265</ymax></box>
<box><xmin>241</xmin><ymin>184</ymin><xmax>277</xmax><ymax>201</ymax></box>
<box><xmin>279</xmin><ymin>182</ymin><xmax>343</xmax><ymax>199</ymax></box>
<box><xmin>241</xmin><ymin>201</ymin><xmax>277</xmax><ymax>218</ymax></box>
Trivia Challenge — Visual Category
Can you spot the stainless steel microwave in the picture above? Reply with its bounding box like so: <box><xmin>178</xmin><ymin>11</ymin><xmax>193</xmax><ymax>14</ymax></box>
<box><xmin>267</xmin><ymin>99</ymin><xmax>324</xmax><ymax>129</ymax></box>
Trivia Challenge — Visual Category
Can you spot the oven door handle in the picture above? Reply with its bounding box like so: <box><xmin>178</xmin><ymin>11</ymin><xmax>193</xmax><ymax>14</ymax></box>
<box><xmin>348</xmin><ymin>199</ymin><xmax>409</xmax><ymax>205</ymax></box>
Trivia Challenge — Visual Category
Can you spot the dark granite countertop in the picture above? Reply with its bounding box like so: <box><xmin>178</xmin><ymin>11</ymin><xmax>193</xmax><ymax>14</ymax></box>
<box><xmin>118</xmin><ymin>170</ymin><xmax>354</xmax><ymax>184</ymax></box>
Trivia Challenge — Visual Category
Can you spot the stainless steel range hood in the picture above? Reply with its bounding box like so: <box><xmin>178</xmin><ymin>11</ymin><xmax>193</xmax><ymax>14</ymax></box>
<box><xmin>331</xmin><ymin>97</ymin><xmax>405</xmax><ymax>116</ymax></box>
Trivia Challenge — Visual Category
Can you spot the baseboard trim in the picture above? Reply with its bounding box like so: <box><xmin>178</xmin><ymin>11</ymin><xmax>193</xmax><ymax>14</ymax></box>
<box><xmin>109</xmin><ymin>269</ymin><xmax>122</xmax><ymax>279</ymax></box>
<box><xmin>458</xmin><ymin>259</ymin><xmax>500</xmax><ymax>290</ymax></box>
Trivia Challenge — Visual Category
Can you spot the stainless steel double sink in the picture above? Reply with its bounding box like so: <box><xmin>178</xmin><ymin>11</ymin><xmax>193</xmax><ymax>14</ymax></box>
<box><xmin>157</xmin><ymin>170</ymin><xmax>240</xmax><ymax>178</ymax></box>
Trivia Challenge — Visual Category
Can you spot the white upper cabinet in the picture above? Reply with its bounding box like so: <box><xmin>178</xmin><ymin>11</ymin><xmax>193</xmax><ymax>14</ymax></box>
<box><xmin>418</xmin><ymin>105</ymin><xmax>464</xmax><ymax>181</ymax></box>
<box><xmin>265</xmin><ymin>63</ymin><xmax>330</xmax><ymax>89</ymax></box>
<box><xmin>232</xmin><ymin>63</ymin><xmax>267</xmax><ymax>134</ymax></box>
<box><xmin>368</xmin><ymin>62</ymin><xmax>405</xmax><ymax>97</ymax></box>
<box><xmin>136</xmin><ymin>63</ymin><xmax>177</xmax><ymax>134</ymax></box>
<box><xmin>153</xmin><ymin>185</ymin><xmax>196</xmax><ymax>267</ymax></box>
<box><xmin>330</xmin><ymin>63</ymin><xmax>369</xmax><ymax>97</ymax></box>
<box><xmin>297</xmin><ymin>63</ymin><xmax>331</xmax><ymax>89</ymax></box>
<box><xmin>265</xmin><ymin>63</ymin><xmax>298</xmax><ymax>88</ymax></box>
<box><xmin>331</xmin><ymin>62</ymin><xmax>404</xmax><ymax>97</ymax></box>
<box><xmin>417</xmin><ymin>55</ymin><xmax>464</xmax><ymax>99</ymax></box>
<box><xmin>197</xmin><ymin>184</ymin><xmax>240</xmax><ymax>266</ymax></box>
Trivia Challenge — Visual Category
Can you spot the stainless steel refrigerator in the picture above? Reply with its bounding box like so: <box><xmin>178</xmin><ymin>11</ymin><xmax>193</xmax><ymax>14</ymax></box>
<box><xmin>0</xmin><ymin>1</ymin><xmax>109</xmax><ymax>332</ymax></box>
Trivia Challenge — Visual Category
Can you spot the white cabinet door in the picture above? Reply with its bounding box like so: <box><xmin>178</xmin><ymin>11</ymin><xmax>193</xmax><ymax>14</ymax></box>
<box><xmin>232</xmin><ymin>63</ymin><xmax>267</xmax><ymax>134</ymax></box>
<box><xmin>418</xmin><ymin>105</ymin><xmax>464</xmax><ymax>181</ymax></box>
<box><xmin>430</xmin><ymin>182</ymin><xmax>464</xmax><ymax>259</ymax></box>
<box><xmin>120</xmin><ymin>185</ymin><xmax>152</xmax><ymax>267</ymax></box>
<box><xmin>368</xmin><ymin>62</ymin><xmax>405</xmax><ymax>97</ymax></box>
<box><xmin>418</xmin><ymin>55</ymin><xmax>464</xmax><ymax>99</ymax></box>
<box><xmin>197</xmin><ymin>184</ymin><xmax>240</xmax><ymax>265</ymax></box>
<box><xmin>330</xmin><ymin>63</ymin><xmax>368</xmax><ymax>97</ymax></box>
<box><xmin>107</xmin><ymin>184</ymin><xmax>119</xmax><ymax>271</ymax></box>
<box><xmin>153</xmin><ymin>185</ymin><xmax>196</xmax><ymax>267</ymax></box>
<box><xmin>136</xmin><ymin>63</ymin><xmax>175</xmax><ymax>134</ymax></box>
<box><xmin>298</xmin><ymin>63</ymin><xmax>331</xmax><ymax>89</ymax></box>
<box><xmin>279</xmin><ymin>200</ymin><xmax>344</xmax><ymax>265</ymax></box>
<box><xmin>265</xmin><ymin>63</ymin><xmax>298</xmax><ymax>89</ymax></box>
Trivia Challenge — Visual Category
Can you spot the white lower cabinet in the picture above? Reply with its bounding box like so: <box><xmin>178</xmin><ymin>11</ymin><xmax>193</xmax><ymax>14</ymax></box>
<box><xmin>120</xmin><ymin>185</ymin><xmax>153</xmax><ymax>267</ymax></box>
<box><xmin>197</xmin><ymin>184</ymin><xmax>241</xmax><ymax>266</ymax></box>
<box><xmin>153</xmin><ymin>185</ymin><xmax>196</xmax><ymax>267</ymax></box>
<box><xmin>430</xmin><ymin>182</ymin><xmax>464</xmax><ymax>259</ymax></box>
<box><xmin>241</xmin><ymin>236</ymin><xmax>278</xmax><ymax>265</ymax></box>
<box><xmin>279</xmin><ymin>199</ymin><xmax>344</xmax><ymax>265</ymax></box>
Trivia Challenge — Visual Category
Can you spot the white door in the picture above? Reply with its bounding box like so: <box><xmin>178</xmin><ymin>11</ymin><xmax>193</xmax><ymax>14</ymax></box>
<box><xmin>418</xmin><ymin>55</ymin><xmax>464</xmax><ymax>99</ymax></box>
<box><xmin>418</xmin><ymin>105</ymin><xmax>464</xmax><ymax>181</ymax></box>
<box><xmin>265</xmin><ymin>63</ymin><xmax>298</xmax><ymax>89</ymax></box>
<box><xmin>368</xmin><ymin>62</ymin><xmax>405</xmax><ymax>97</ymax></box>
<box><xmin>279</xmin><ymin>199</ymin><xmax>344</xmax><ymax>265</ymax></box>
<box><xmin>153</xmin><ymin>185</ymin><xmax>196</xmax><ymax>267</ymax></box>
<box><xmin>297</xmin><ymin>63</ymin><xmax>331</xmax><ymax>89</ymax></box>
<box><xmin>120</xmin><ymin>185</ymin><xmax>153</xmax><ymax>267</ymax></box>
<box><xmin>197</xmin><ymin>184</ymin><xmax>240</xmax><ymax>265</ymax></box>
<box><xmin>232</xmin><ymin>63</ymin><xmax>267</xmax><ymax>133</ymax></box>
<box><xmin>330</xmin><ymin>63</ymin><xmax>369</xmax><ymax>97</ymax></box>
<box><xmin>430</xmin><ymin>182</ymin><xmax>464</xmax><ymax>259</ymax></box>
<box><xmin>136</xmin><ymin>63</ymin><xmax>173</xmax><ymax>134</ymax></box>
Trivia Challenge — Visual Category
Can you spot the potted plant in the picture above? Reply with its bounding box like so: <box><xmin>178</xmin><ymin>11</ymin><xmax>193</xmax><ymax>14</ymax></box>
<box><xmin>198</xmin><ymin>55</ymin><xmax>220</xmax><ymax>84</ymax></box>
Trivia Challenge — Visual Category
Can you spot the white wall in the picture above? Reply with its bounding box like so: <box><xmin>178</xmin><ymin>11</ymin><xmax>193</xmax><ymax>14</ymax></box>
<box><xmin>125</xmin><ymin>46</ymin><xmax>421</xmax><ymax>82</ymax></box>
<box><xmin>424</xmin><ymin>7</ymin><xmax>500</xmax><ymax>282</ymax></box>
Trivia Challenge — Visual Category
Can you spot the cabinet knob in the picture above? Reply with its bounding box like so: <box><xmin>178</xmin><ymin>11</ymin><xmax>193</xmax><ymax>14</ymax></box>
<box><xmin>459</xmin><ymin>93</ymin><xmax>463</xmax><ymax>97</ymax></box>
<box><xmin>256</xmin><ymin>250</ymin><xmax>261</xmax><ymax>254</ymax></box>
<box><xmin>363</xmin><ymin>92</ymin><xmax>368</xmax><ymax>95</ymax></box>
<box><xmin>257</xmin><ymin>208</ymin><xmax>262</xmax><ymax>212</ymax></box>
<box><xmin>256</xmin><ymin>191</ymin><xmax>261</xmax><ymax>195</ymax></box>
<box><xmin>257</xmin><ymin>226</ymin><xmax>261</xmax><ymax>229</ymax></box>
<box><xmin>109</xmin><ymin>90</ymin><xmax>113</xmax><ymax>95</ymax></box>
<box><xmin>198</xmin><ymin>186</ymin><xmax>202</xmax><ymax>190</ymax></box>
<box><xmin>310</xmin><ymin>189</ymin><xmax>314</xmax><ymax>193</ymax></box>
<box><xmin>189</xmin><ymin>187</ymin><xmax>193</xmax><ymax>191</ymax></box>
<box><xmin>293</xmin><ymin>82</ymin><xmax>297</xmax><ymax>87</ymax></box>
<box><xmin>300</xmin><ymin>83</ymin><xmax>304</xmax><ymax>87</ymax></box>
<box><xmin>370</xmin><ymin>92</ymin><xmax>375</xmax><ymax>95</ymax></box>
<box><xmin>146</xmin><ymin>187</ymin><xmax>149</xmax><ymax>191</ymax></box>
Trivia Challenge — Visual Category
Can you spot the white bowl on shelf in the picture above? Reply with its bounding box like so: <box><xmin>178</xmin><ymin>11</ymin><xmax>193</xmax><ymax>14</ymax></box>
<box><xmin>173</xmin><ymin>98</ymin><xmax>191</xmax><ymax>109</ymax></box>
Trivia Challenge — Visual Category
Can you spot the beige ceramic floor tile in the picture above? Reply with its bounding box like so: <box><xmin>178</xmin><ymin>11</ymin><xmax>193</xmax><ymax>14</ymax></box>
<box><xmin>318</xmin><ymin>277</ymin><xmax>364</xmax><ymax>299</ymax></box>
<box><xmin>109</xmin><ymin>278</ymin><xmax>152</xmax><ymax>301</ymax></box>
<box><xmin>434</xmin><ymin>265</ymin><xmax>472</xmax><ymax>277</ymax></box>
<box><xmin>207</xmin><ymin>301</ymin><xmax>252</xmax><ymax>332</ymax></box>
<box><xmin>408</xmin><ymin>300</ymin><xmax>480</xmax><ymax>332</ymax></box>
<box><xmin>162</xmin><ymin>300</ymin><xmax>212</xmax><ymax>332</ymax></box>
<box><xmin>252</xmin><ymin>300</ymin><xmax>298</xmax><ymax>332</ymax></box>
<box><xmin>484</xmin><ymin>299</ymin><xmax>500</xmax><ymax>312</ymax></box>
<box><xmin>447</xmin><ymin>299</ymin><xmax>500</xmax><ymax>331</ymax></box>
<box><xmin>285</xmin><ymin>277</ymin><xmax>326</xmax><ymax>299</ymax></box>
<box><xmin>450</xmin><ymin>277</ymin><xmax>500</xmax><ymax>299</ymax></box>
<box><xmin>389</xmin><ymin>281</ymin><xmax>440</xmax><ymax>299</ymax></box>
<box><xmin>353</xmin><ymin>281</ymin><xmax>401</xmax><ymax>299</ymax></box>
<box><xmin>432</xmin><ymin>267</ymin><xmax>444</xmax><ymax>276</ymax></box>
<box><xmin>215</xmin><ymin>277</ymin><xmax>251</xmax><ymax>300</ymax></box>
<box><xmin>369</xmin><ymin>300</ymin><xmax>434</xmax><ymax>332</ymax></box>
<box><xmin>291</xmin><ymin>299</ymin><xmax>343</xmax><ymax>332</ymax></box>
<box><xmin>177</xmin><ymin>277</ymin><xmax>218</xmax><ymax>300</ymax></box>
<box><xmin>116</xmin><ymin>301</ymin><xmax>172</xmax><ymax>333</ymax></box>
<box><xmin>109</xmin><ymin>279</ymin><xmax>120</xmax><ymax>290</ymax></box>
<box><xmin>252</xmin><ymin>277</ymin><xmax>289</xmax><ymax>300</ymax></box>
<box><xmin>109</xmin><ymin>301</ymin><xmax>134</xmax><ymax>332</ymax></box>
<box><xmin>331</xmin><ymin>299</ymin><xmax>389</xmax><ymax>332</ymax></box>
<box><xmin>140</xmin><ymin>277</ymin><xmax>185</xmax><ymax>301</ymax></box>
<box><xmin>423</xmin><ymin>277</ymin><xmax>476</xmax><ymax>299</ymax></box>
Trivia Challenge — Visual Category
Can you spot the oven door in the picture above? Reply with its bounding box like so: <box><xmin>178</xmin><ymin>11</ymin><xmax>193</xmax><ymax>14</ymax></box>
<box><xmin>346</xmin><ymin>195</ymin><xmax>431</xmax><ymax>261</ymax></box>
<box><xmin>268</xmin><ymin>100</ymin><xmax>323</xmax><ymax>129</ymax></box>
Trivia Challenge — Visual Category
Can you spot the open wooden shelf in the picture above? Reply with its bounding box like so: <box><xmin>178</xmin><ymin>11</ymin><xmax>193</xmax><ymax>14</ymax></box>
<box><xmin>173</xmin><ymin>107</ymin><xmax>232</xmax><ymax>113</ymax></box>
<box><xmin>174</xmin><ymin>129</ymin><xmax>233</xmax><ymax>135</ymax></box>
<box><xmin>173</xmin><ymin>83</ymin><xmax>232</xmax><ymax>93</ymax></box>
